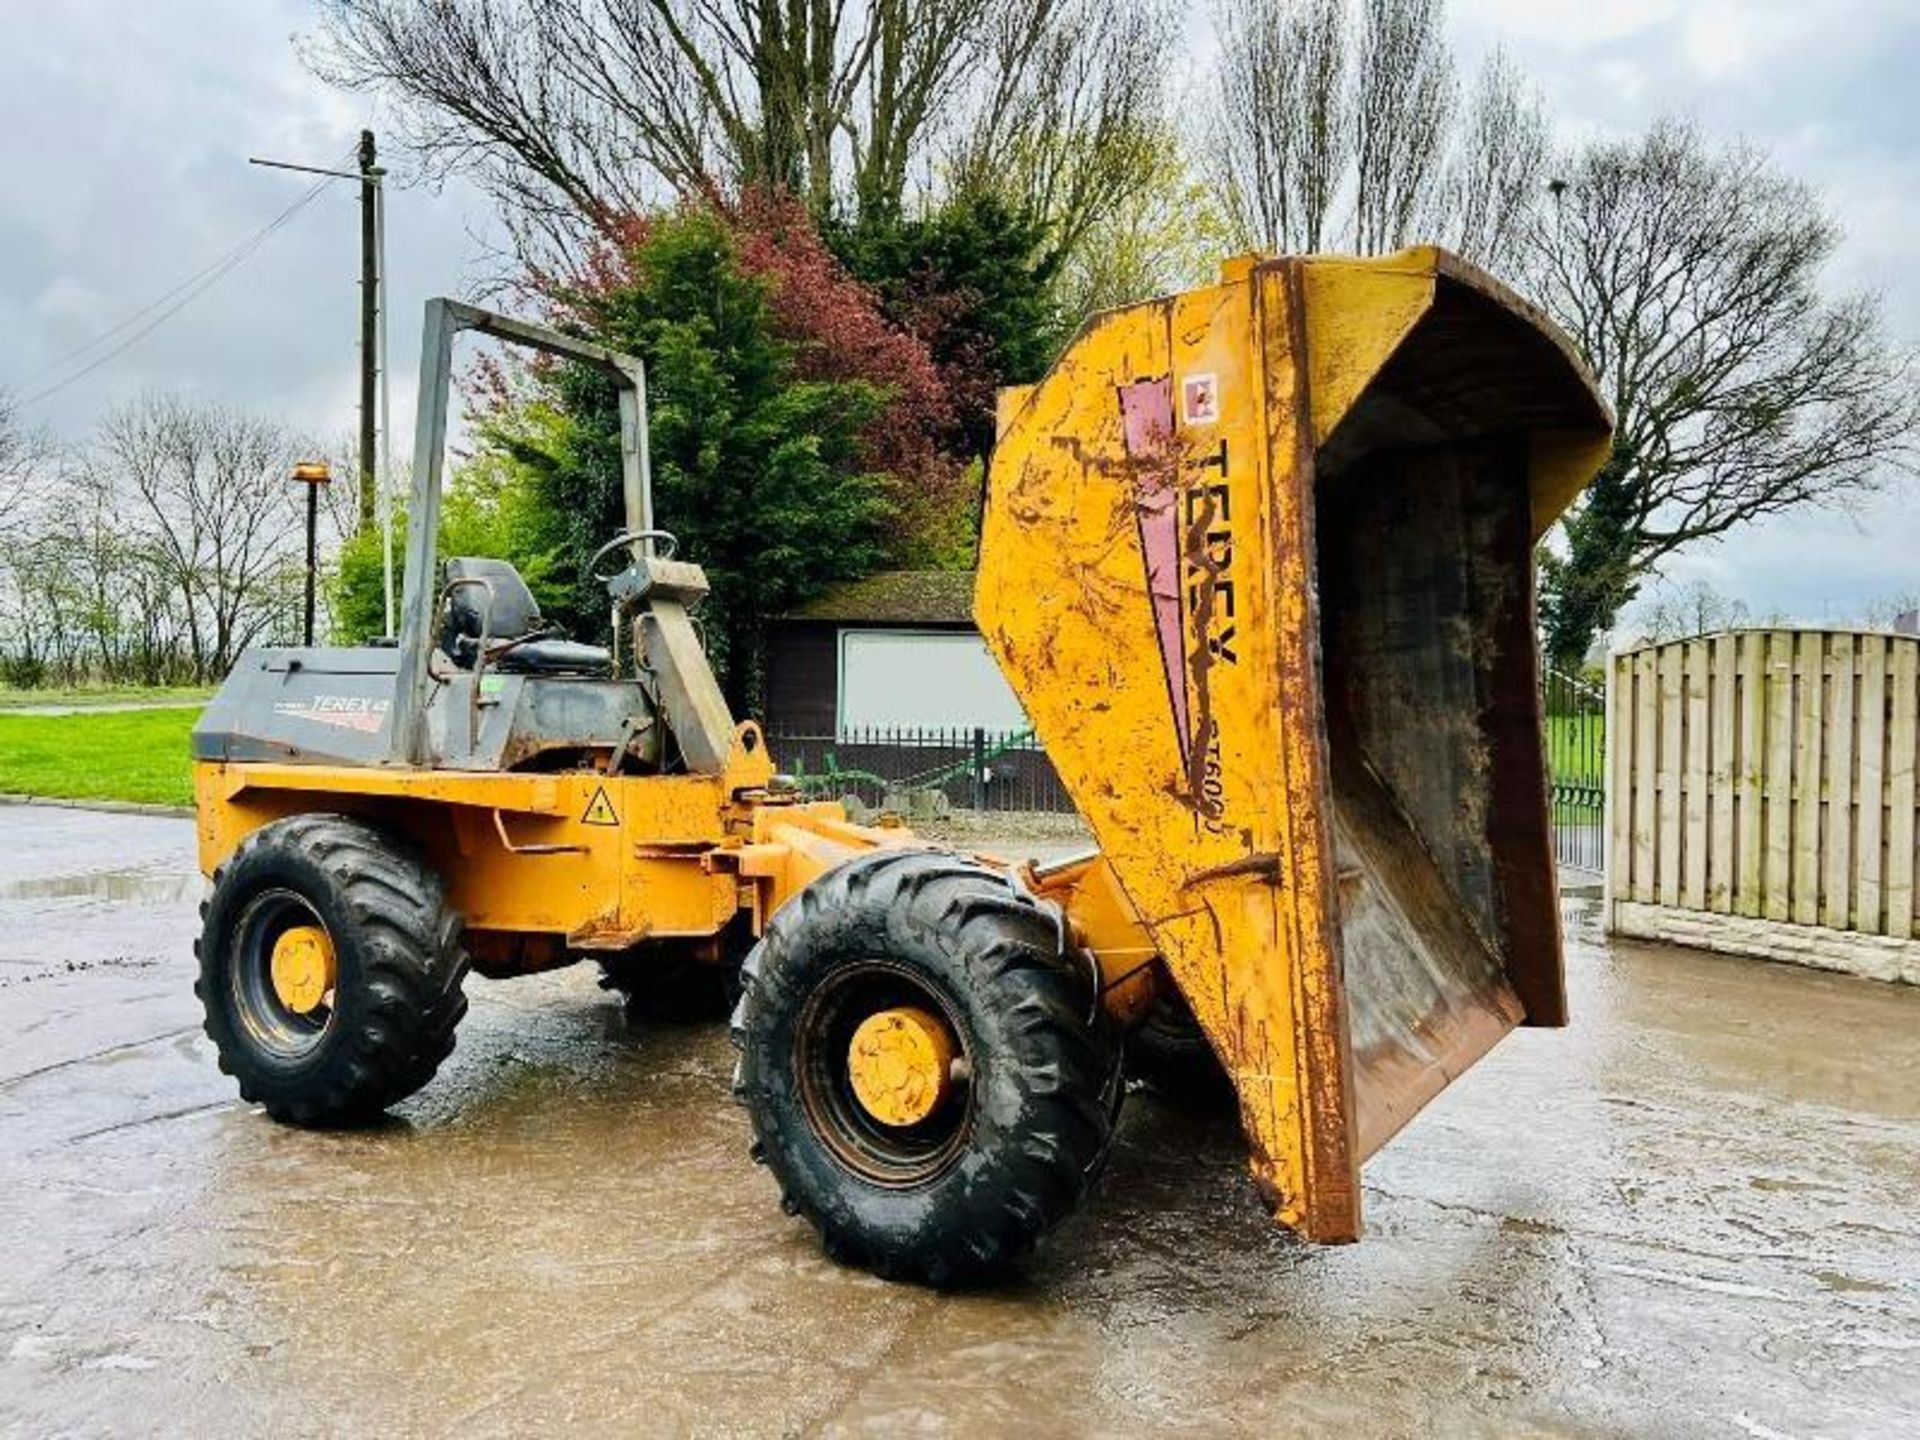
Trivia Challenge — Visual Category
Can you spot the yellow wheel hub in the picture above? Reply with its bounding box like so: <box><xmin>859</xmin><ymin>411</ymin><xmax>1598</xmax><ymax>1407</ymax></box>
<box><xmin>846</xmin><ymin>1006</ymin><xmax>958</xmax><ymax>1128</ymax></box>
<box><xmin>270</xmin><ymin>924</ymin><xmax>337</xmax><ymax>1015</ymax></box>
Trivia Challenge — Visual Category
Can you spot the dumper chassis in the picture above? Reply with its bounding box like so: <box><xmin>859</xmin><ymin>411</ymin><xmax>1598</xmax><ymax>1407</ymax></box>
<box><xmin>193</xmin><ymin>254</ymin><xmax>1612</xmax><ymax>1283</ymax></box>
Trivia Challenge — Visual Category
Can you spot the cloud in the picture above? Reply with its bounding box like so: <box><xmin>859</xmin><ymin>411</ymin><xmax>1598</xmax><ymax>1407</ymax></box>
<box><xmin>0</xmin><ymin>0</ymin><xmax>497</xmax><ymax>454</ymax></box>
<box><xmin>1653</xmin><ymin>481</ymin><xmax>1920</xmax><ymax>623</ymax></box>
<box><xmin>29</xmin><ymin>276</ymin><xmax>111</xmax><ymax>332</ymax></box>
<box><xmin>1447</xmin><ymin>0</ymin><xmax>1676</xmax><ymax>47</ymax></box>
<box><xmin>1452</xmin><ymin>0</ymin><xmax>1920</xmax><ymax>623</ymax></box>
<box><xmin>0</xmin><ymin>0</ymin><xmax>1912</xmax><ymax>624</ymax></box>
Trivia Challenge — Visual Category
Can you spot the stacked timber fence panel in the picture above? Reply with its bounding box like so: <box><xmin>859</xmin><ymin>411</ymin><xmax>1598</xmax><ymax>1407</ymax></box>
<box><xmin>1607</xmin><ymin>629</ymin><xmax>1920</xmax><ymax>983</ymax></box>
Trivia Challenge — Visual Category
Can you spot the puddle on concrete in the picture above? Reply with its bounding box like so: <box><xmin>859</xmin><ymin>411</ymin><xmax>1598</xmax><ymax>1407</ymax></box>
<box><xmin>1814</xmin><ymin>1269</ymin><xmax>1898</xmax><ymax>1295</ymax></box>
<box><xmin>5</xmin><ymin>812</ymin><xmax>1920</xmax><ymax>1435</ymax></box>
<box><xmin>0</xmin><ymin>869</ymin><xmax>202</xmax><ymax>905</ymax></box>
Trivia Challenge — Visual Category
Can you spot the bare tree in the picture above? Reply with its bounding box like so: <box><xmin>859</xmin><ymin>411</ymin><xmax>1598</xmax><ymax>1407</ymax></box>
<box><xmin>35</xmin><ymin>467</ymin><xmax>198</xmax><ymax>684</ymax></box>
<box><xmin>1206</xmin><ymin>13</ymin><xmax>1918</xmax><ymax>671</ymax></box>
<box><xmin>1862</xmin><ymin>591</ymin><xmax>1920</xmax><ymax>631</ymax></box>
<box><xmin>845</xmin><ymin>0</ymin><xmax>1002</xmax><ymax>216</ymax></box>
<box><xmin>1053</xmin><ymin>129</ymin><xmax>1230</xmax><ymax>318</ymax></box>
<box><xmin>1214</xmin><ymin>0</ymin><xmax>1543</xmax><ymax>262</ymax></box>
<box><xmin>1626</xmin><ymin>578</ymin><xmax>1750</xmax><ymax>645</ymax></box>
<box><xmin>311</xmin><ymin>0</ymin><xmax>1167</xmax><ymax>261</ymax></box>
<box><xmin>0</xmin><ymin>414</ymin><xmax>340</xmax><ymax>687</ymax></box>
<box><xmin>945</xmin><ymin>0</ymin><xmax>1173</xmax><ymax>264</ymax></box>
<box><xmin>312</xmin><ymin>1</ymin><xmax>683</xmax><ymax>231</ymax></box>
<box><xmin>1211</xmin><ymin>0</ymin><xmax>1347</xmax><ymax>253</ymax></box>
<box><xmin>0</xmin><ymin>535</ymin><xmax>81</xmax><ymax>682</ymax></box>
<box><xmin>1442</xmin><ymin>47</ymin><xmax>1547</xmax><ymax>260</ymax></box>
<box><xmin>96</xmin><ymin>394</ymin><xmax>307</xmax><ymax>680</ymax></box>
<box><xmin>0</xmin><ymin>391</ymin><xmax>52</xmax><ymax>540</ymax></box>
<box><xmin>0</xmin><ymin>455</ymin><xmax>186</xmax><ymax>686</ymax></box>
<box><xmin>1351</xmin><ymin>0</ymin><xmax>1456</xmax><ymax>254</ymax></box>
<box><xmin>1530</xmin><ymin>119</ymin><xmax>1920</xmax><ymax>667</ymax></box>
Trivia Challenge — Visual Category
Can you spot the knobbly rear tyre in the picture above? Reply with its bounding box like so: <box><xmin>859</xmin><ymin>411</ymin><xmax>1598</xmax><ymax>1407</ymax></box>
<box><xmin>1124</xmin><ymin>990</ymin><xmax>1235</xmax><ymax>1112</ymax></box>
<box><xmin>731</xmin><ymin>849</ymin><xmax>1118</xmax><ymax>1286</ymax></box>
<box><xmin>196</xmin><ymin>814</ymin><xmax>467</xmax><ymax>1125</ymax></box>
<box><xmin>598</xmin><ymin>920</ymin><xmax>750</xmax><ymax>1024</ymax></box>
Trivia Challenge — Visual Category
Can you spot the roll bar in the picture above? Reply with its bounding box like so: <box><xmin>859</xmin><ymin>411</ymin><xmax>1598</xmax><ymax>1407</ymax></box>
<box><xmin>388</xmin><ymin>300</ymin><xmax>652</xmax><ymax>766</ymax></box>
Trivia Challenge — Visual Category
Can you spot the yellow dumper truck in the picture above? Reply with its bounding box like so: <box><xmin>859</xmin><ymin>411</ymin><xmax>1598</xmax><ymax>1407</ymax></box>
<box><xmin>191</xmin><ymin>248</ymin><xmax>1611</xmax><ymax>1283</ymax></box>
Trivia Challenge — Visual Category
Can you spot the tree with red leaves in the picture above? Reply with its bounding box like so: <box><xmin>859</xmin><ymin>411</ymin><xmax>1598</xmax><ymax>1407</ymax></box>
<box><xmin>725</xmin><ymin>194</ymin><xmax>974</xmax><ymax>558</ymax></box>
<box><xmin>481</xmin><ymin>197</ymin><xmax>973</xmax><ymax>710</ymax></box>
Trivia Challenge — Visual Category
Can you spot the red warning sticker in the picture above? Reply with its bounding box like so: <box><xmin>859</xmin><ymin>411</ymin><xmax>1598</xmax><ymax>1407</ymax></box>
<box><xmin>1182</xmin><ymin>373</ymin><xmax>1219</xmax><ymax>425</ymax></box>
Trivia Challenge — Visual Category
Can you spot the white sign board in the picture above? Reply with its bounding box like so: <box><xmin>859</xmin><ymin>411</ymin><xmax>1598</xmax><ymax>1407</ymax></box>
<box><xmin>838</xmin><ymin>629</ymin><xmax>1029</xmax><ymax>734</ymax></box>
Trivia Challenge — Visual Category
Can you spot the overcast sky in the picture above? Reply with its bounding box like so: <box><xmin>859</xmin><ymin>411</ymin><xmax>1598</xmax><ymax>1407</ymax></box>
<box><xmin>1</xmin><ymin>0</ymin><xmax>1914</xmax><ymax>626</ymax></box>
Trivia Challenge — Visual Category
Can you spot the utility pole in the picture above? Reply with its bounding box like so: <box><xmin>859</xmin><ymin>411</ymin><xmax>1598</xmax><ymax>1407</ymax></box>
<box><xmin>250</xmin><ymin>133</ymin><xmax>395</xmax><ymax>637</ymax></box>
<box><xmin>373</xmin><ymin>162</ymin><xmax>394</xmax><ymax>640</ymax></box>
<box><xmin>357</xmin><ymin>130</ymin><xmax>379</xmax><ymax>534</ymax></box>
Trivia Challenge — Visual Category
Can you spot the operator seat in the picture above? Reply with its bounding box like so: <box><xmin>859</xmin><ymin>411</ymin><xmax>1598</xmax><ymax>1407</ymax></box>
<box><xmin>438</xmin><ymin>557</ymin><xmax>612</xmax><ymax>676</ymax></box>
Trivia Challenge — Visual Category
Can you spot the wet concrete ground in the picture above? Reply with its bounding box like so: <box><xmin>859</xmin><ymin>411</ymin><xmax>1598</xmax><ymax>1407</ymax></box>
<box><xmin>2</xmin><ymin>806</ymin><xmax>1918</xmax><ymax>1438</ymax></box>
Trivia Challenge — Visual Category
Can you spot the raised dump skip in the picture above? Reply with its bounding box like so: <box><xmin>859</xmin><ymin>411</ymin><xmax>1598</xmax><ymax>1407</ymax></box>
<box><xmin>1315</xmin><ymin>287</ymin><xmax>1596</xmax><ymax>1153</ymax></box>
<box><xmin>979</xmin><ymin>248</ymin><xmax>1613</xmax><ymax>1240</ymax></box>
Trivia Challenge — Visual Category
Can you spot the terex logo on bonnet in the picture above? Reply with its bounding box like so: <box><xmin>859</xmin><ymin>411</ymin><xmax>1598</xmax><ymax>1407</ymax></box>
<box><xmin>272</xmin><ymin>694</ymin><xmax>390</xmax><ymax>734</ymax></box>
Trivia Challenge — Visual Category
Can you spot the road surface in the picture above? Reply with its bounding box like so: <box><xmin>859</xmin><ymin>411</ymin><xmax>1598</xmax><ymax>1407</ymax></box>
<box><xmin>2</xmin><ymin>806</ymin><xmax>1917</xmax><ymax>1436</ymax></box>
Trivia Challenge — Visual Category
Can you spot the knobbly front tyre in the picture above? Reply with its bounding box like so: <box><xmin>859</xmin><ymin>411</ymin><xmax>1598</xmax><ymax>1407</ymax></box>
<box><xmin>730</xmin><ymin>849</ymin><xmax>1118</xmax><ymax>1286</ymax></box>
<box><xmin>196</xmin><ymin>814</ymin><xmax>468</xmax><ymax>1125</ymax></box>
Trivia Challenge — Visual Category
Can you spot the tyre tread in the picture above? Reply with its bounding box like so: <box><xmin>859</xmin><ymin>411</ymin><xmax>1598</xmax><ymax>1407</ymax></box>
<box><xmin>197</xmin><ymin>814</ymin><xmax>466</xmax><ymax>1125</ymax></box>
<box><xmin>732</xmin><ymin>848</ymin><xmax>1118</xmax><ymax>1286</ymax></box>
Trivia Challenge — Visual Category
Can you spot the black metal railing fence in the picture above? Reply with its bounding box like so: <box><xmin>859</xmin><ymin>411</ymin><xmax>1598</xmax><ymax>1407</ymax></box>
<box><xmin>1543</xmin><ymin>668</ymin><xmax>1607</xmax><ymax>873</ymax></box>
<box><xmin>771</xmin><ymin>674</ymin><xmax>1607</xmax><ymax>872</ymax></box>
<box><xmin>764</xmin><ymin>726</ymin><xmax>1072</xmax><ymax>814</ymax></box>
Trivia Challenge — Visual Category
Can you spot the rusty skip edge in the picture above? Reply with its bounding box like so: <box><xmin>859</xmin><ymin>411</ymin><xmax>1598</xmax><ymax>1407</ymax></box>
<box><xmin>1261</xmin><ymin>258</ymin><xmax>1362</xmax><ymax>1242</ymax></box>
<box><xmin>1136</xmin><ymin>260</ymin><xmax>1361</xmax><ymax>1240</ymax></box>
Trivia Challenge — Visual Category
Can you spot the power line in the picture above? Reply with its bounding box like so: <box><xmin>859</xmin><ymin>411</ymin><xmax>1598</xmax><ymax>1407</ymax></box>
<box><xmin>23</xmin><ymin>179</ymin><xmax>324</xmax><ymax>381</ymax></box>
<box><xmin>14</xmin><ymin>148</ymin><xmax>356</xmax><ymax>408</ymax></box>
<box><xmin>19</xmin><ymin>143</ymin><xmax>358</xmax><ymax>386</ymax></box>
<box><xmin>17</xmin><ymin>174</ymin><xmax>334</xmax><ymax>406</ymax></box>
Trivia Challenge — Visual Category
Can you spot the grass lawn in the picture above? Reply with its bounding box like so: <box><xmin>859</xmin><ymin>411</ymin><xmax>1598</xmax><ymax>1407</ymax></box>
<box><xmin>0</xmin><ymin>699</ymin><xmax>1607</xmax><ymax>817</ymax></box>
<box><xmin>0</xmin><ymin>707</ymin><xmax>199</xmax><ymax>807</ymax></box>
<box><xmin>1545</xmin><ymin>711</ymin><xmax>1606</xmax><ymax>787</ymax></box>
<box><xmin>0</xmin><ymin>683</ymin><xmax>214</xmax><ymax>710</ymax></box>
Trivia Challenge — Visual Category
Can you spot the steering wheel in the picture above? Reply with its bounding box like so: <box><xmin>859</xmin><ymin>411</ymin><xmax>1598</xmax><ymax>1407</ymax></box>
<box><xmin>588</xmin><ymin>528</ymin><xmax>678</xmax><ymax>584</ymax></box>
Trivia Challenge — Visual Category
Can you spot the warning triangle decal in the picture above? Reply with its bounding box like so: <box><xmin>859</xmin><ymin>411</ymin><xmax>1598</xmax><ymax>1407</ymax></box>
<box><xmin>581</xmin><ymin>786</ymin><xmax>619</xmax><ymax>827</ymax></box>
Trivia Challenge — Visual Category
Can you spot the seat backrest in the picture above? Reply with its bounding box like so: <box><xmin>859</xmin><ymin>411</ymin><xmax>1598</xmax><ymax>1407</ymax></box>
<box><xmin>440</xmin><ymin>557</ymin><xmax>543</xmax><ymax>661</ymax></box>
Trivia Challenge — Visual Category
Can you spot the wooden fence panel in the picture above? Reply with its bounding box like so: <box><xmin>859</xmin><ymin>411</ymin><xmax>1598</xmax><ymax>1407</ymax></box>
<box><xmin>1632</xmin><ymin>648</ymin><xmax>1659</xmax><ymax>904</ymax></box>
<box><xmin>1609</xmin><ymin>628</ymin><xmax>1920</xmax><ymax>981</ymax></box>
<box><xmin>1683</xmin><ymin>638</ymin><xmax>1710</xmax><ymax>910</ymax></box>
<box><xmin>1790</xmin><ymin>632</ymin><xmax>1822</xmax><ymax>927</ymax></box>
<box><xmin>1657</xmin><ymin>644</ymin><xmax>1685</xmax><ymax>907</ymax></box>
<box><xmin>1708</xmin><ymin>633</ymin><xmax>1736</xmax><ymax>913</ymax></box>
<box><xmin>1735</xmin><ymin>631</ymin><xmax>1766</xmax><ymax>919</ymax></box>
<box><xmin>1857</xmin><ymin>634</ymin><xmax>1887</xmax><ymax>934</ymax></box>
<box><xmin>1763</xmin><ymin>631</ymin><xmax>1795</xmax><ymax>923</ymax></box>
<box><xmin>1889</xmin><ymin>641</ymin><xmax>1917</xmax><ymax>940</ymax></box>
<box><xmin>1609</xmin><ymin>656</ymin><xmax>1635</xmax><ymax>892</ymax></box>
<box><xmin>1824</xmin><ymin>634</ymin><xmax>1856</xmax><ymax>930</ymax></box>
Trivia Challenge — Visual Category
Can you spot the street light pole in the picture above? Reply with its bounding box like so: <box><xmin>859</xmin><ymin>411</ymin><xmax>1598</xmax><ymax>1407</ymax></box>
<box><xmin>293</xmin><ymin>462</ymin><xmax>334</xmax><ymax>645</ymax></box>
